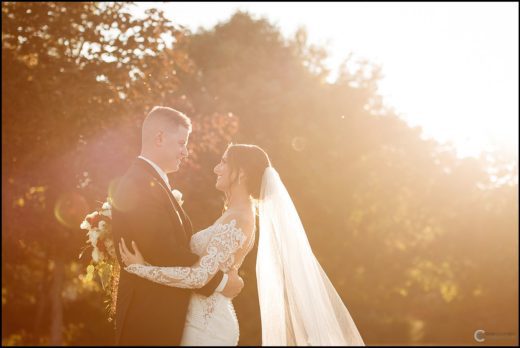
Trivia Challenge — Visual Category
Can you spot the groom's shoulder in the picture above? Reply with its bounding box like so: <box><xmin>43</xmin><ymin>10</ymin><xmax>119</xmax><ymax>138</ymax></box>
<box><xmin>112</xmin><ymin>162</ymin><xmax>151</xmax><ymax>212</ymax></box>
<box><xmin>118</xmin><ymin>162</ymin><xmax>146</xmax><ymax>188</ymax></box>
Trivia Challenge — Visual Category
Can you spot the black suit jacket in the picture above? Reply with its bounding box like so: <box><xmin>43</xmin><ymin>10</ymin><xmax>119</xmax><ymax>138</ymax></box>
<box><xmin>111</xmin><ymin>158</ymin><xmax>224</xmax><ymax>345</ymax></box>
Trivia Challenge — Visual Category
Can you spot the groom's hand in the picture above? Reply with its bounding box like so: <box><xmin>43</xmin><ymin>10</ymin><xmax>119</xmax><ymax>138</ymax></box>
<box><xmin>221</xmin><ymin>269</ymin><xmax>244</xmax><ymax>299</ymax></box>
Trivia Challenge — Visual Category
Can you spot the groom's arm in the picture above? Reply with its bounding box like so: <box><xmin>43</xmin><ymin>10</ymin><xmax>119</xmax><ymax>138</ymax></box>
<box><xmin>112</xmin><ymin>176</ymin><xmax>198</xmax><ymax>267</ymax></box>
<box><xmin>117</xmin><ymin>201</ymin><xmax>226</xmax><ymax>296</ymax></box>
<box><xmin>113</xmin><ymin>176</ymin><xmax>225</xmax><ymax>294</ymax></box>
<box><xmin>194</xmin><ymin>273</ymin><xmax>226</xmax><ymax>297</ymax></box>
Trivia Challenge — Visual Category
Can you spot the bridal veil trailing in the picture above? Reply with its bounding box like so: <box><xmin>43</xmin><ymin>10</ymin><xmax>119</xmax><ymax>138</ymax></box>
<box><xmin>257</xmin><ymin>167</ymin><xmax>365</xmax><ymax>346</ymax></box>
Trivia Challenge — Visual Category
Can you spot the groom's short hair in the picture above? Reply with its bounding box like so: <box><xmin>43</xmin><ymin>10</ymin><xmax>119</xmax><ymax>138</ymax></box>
<box><xmin>144</xmin><ymin>106</ymin><xmax>192</xmax><ymax>133</ymax></box>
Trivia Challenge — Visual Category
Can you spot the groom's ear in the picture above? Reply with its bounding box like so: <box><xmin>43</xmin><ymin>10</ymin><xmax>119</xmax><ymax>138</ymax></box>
<box><xmin>238</xmin><ymin>169</ymin><xmax>246</xmax><ymax>181</ymax></box>
<box><xmin>155</xmin><ymin>130</ymin><xmax>164</xmax><ymax>147</ymax></box>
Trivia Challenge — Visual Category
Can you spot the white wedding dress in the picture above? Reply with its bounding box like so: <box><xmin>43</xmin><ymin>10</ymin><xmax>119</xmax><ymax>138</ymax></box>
<box><xmin>125</xmin><ymin>218</ymin><xmax>254</xmax><ymax>346</ymax></box>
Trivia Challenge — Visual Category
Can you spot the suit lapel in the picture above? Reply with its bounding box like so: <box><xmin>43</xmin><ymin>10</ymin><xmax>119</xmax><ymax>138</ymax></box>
<box><xmin>134</xmin><ymin>158</ymin><xmax>191</xmax><ymax>239</ymax></box>
<box><xmin>166</xmin><ymin>186</ymin><xmax>193</xmax><ymax>236</ymax></box>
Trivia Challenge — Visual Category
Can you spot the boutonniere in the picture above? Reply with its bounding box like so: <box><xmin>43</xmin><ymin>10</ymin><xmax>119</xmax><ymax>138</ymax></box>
<box><xmin>171</xmin><ymin>189</ymin><xmax>184</xmax><ymax>206</ymax></box>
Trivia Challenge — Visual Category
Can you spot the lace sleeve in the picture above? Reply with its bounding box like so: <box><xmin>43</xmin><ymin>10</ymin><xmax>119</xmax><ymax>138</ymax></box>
<box><xmin>125</xmin><ymin>219</ymin><xmax>246</xmax><ymax>288</ymax></box>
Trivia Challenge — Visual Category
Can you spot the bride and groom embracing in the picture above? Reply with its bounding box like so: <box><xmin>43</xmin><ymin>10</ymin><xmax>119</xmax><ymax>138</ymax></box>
<box><xmin>111</xmin><ymin>106</ymin><xmax>365</xmax><ymax>346</ymax></box>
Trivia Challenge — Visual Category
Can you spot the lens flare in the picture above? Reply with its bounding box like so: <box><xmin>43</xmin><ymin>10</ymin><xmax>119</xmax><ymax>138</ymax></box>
<box><xmin>291</xmin><ymin>137</ymin><xmax>306</xmax><ymax>152</ymax></box>
<box><xmin>107</xmin><ymin>176</ymin><xmax>123</xmax><ymax>210</ymax></box>
<box><xmin>54</xmin><ymin>192</ymin><xmax>89</xmax><ymax>229</ymax></box>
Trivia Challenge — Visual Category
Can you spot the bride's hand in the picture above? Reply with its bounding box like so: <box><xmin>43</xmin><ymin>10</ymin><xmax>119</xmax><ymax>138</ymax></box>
<box><xmin>119</xmin><ymin>238</ymin><xmax>145</xmax><ymax>266</ymax></box>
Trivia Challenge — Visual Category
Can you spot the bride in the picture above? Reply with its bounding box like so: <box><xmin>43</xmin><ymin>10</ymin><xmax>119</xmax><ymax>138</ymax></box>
<box><xmin>119</xmin><ymin>143</ymin><xmax>365</xmax><ymax>346</ymax></box>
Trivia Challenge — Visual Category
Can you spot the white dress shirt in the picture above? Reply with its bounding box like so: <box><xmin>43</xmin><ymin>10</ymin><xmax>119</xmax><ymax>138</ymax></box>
<box><xmin>137</xmin><ymin>155</ymin><xmax>229</xmax><ymax>292</ymax></box>
<box><xmin>138</xmin><ymin>155</ymin><xmax>171</xmax><ymax>190</ymax></box>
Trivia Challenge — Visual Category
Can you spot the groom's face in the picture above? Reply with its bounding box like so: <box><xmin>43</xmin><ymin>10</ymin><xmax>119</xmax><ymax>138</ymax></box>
<box><xmin>161</xmin><ymin>125</ymin><xmax>190</xmax><ymax>173</ymax></box>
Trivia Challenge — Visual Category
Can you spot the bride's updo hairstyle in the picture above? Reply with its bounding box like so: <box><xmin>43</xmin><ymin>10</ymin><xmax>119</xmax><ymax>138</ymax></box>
<box><xmin>225</xmin><ymin>143</ymin><xmax>271</xmax><ymax>200</ymax></box>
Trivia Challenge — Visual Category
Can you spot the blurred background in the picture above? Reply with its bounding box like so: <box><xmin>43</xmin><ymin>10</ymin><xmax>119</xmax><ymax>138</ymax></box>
<box><xmin>2</xmin><ymin>2</ymin><xmax>518</xmax><ymax>346</ymax></box>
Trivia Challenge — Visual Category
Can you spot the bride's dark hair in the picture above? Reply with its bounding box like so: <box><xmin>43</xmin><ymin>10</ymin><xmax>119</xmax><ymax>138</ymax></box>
<box><xmin>225</xmin><ymin>143</ymin><xmax>271</xmax><ymax>200</ymax></box>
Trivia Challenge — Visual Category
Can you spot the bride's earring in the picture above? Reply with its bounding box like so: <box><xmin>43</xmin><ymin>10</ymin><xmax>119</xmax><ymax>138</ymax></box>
<box><xmin>223</xmin><ymin>190</ymin><xmax>231</xmax><ymax>211</ymax></box>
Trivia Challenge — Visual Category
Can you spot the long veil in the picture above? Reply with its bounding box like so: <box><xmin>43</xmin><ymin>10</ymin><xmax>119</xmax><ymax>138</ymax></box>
<box><xmin>256</xmin><ymin>167</ymin><xmax>365</xmax><ymax>346</ymax></box>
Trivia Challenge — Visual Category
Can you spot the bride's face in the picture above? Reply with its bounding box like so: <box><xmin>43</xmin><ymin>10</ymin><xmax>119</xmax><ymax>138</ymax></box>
<box><xmin>213</xmin><ymin>154</ymin><xmax>232</xmax><ymax>192</ymax></box>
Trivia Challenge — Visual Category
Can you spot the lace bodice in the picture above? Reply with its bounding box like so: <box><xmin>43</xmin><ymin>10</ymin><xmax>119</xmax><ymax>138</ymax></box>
<box><xmin>190</xmin><ymin>223</ymin><xmax>219</xmax><ymax>257</ymax></box>
<box><xmin>125</xmin><ymin>219</ymin><xmax>250</xmax><ymax>289</ymax></box>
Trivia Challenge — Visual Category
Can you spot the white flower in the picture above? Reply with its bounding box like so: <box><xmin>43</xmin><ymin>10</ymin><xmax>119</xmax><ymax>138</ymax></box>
<box><xmin>171</xmin><ymin>189</ymin><xmax>183</xmax><ymax>206</ymax></box>
<box><xmin>80</xmin><ymin>220</ymin><xmax>91</xmax><ymax>230</ymax></box>
<box><xmin>86</xmin><ymin>211</ymin><xmax>99</xmax><ymax>220</ymax></box>
<box><xmin>102</xmin><ymin>201</ymin><xmax>111</xmax><ymax>210</ymax></box>
<box><xmin>100</xmin><ymin>210</ymin><xmax>111</xmax><ymax>218</ymax></box>
<box><xmin>92</xmin><ymin>247</ymin><xmax>100</xmax><ymax>263</ymax></box>
<box><xmin>87</xmin><ymin>229</ymin><xmax>100</xmax><ymax>246</ymax></box>
<box><xmin>98</xmin><ymin>220</ymin><xmax>106</xmax><ymax>231</ymax></box>
<box><xmin>100</xmin><ymin>201</ymin><xmax>112</xmax><ymax>218</ymax></box>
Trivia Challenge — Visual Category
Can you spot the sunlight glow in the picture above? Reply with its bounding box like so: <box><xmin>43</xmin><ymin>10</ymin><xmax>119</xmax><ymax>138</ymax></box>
<box><xmin>131</xmin><ymin>2</ymin><xmax>518</xmax><ymax>161</ymax></box>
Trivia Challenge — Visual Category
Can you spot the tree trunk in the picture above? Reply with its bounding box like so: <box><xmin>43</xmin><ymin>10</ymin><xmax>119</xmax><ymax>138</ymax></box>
<box><xmin>50</xmin><ymin>258</ymin><xmax>64</xmax><ymax>345</ymax></box>
<box><xmin>33</xmin><ymin>259</ymin><xmax>49</xmax><ymax>340</ymax></box>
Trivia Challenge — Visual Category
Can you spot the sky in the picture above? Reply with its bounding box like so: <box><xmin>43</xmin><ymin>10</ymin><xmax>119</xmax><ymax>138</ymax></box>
<box><xmin>131</xmin><ymin>2</ymin><xmax>519</xmax><ymax>160</ymax></box>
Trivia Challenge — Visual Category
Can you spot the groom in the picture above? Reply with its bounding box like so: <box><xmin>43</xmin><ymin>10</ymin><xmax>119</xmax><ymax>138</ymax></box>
<box><xmin>111</xmin><ymin>106</ymin><xmax>244</xmax><ymax>345</ymax></box>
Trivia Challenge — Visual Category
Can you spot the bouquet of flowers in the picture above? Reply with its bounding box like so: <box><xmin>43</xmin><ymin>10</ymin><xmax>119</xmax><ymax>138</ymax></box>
<box><xmin>79</xmin><ymin>198</ymin><xmax>119</xmax><ymax>322</ymax></box>
<box><xmin>78</xmin><ymin>189</ymin><xmax>184</xmax><ymax>321</ymax></box>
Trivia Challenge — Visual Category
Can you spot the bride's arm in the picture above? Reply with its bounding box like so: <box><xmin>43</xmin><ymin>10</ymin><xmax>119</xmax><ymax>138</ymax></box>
<box><xmin>120</xmin><ymin>217</ymin><xmax>246</xmax><ymax>289</ymax></box>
